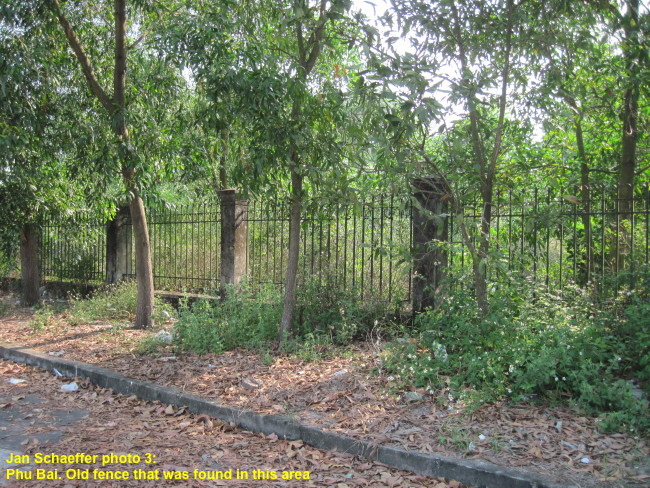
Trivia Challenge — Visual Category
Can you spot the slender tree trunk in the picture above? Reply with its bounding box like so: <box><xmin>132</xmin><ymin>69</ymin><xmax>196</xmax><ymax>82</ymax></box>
<box><xmin>19</xmin><ymin>223</ymin><xmax>40</xmax><ymax>306</ymax></box>
<box><xmin>449</xmin><ymin>0</ymin><xmax>513</xmax><ymax>316</ymax></box>
<box><xmin>618</xmin><ymin>0</ymin><xmax>639</xmax><ymax>220</ymax></box>
<box><xmin>51</xmin><ymin>0</ymin><xmax>155</xmax><ymax>327</ymax></box>
<box><xmin>276</xmin><ymin>3</ymin><xmax>328</xmax><ymax>342</ymax></box>
<box><xmin>612</xmin><ymin>0</ymin><xmax>640</xmax><ymax>271</ymax></box>
<box><xmin>475</xmin><ymin>193</ymin><xmax>493</xmax><ymax>315</ymax></box>
<box><xmin>128</xmin><ymin>192</ymin><xmax>154</xmax><ymax>328</ymax></box>
<box><xmin>565</xmin><ymin>96</ymin><xmax>594</xmax><ymax>284</ymax></box>
<box><xmin>579</xmin><ymin>157</ymin><xmax>593</xmax><ymax>285</ymax></box>
<box><xmin>279</xmin><ymin>165</ymin><xmax>303</xmax><ymax>342</ymax></box>
<box><xmin>219</xmin><ymin>128</ymin><xmax>228</xmax><ymax>189</ymax></box>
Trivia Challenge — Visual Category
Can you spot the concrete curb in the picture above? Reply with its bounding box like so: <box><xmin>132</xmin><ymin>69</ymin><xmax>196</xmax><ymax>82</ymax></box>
<box><xmin>1</xmin><ymin>342</ymin><xmax>570</xmax><ymax>488</ymax></box>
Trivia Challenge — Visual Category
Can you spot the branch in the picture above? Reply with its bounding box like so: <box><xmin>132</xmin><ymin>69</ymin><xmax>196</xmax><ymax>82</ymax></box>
<box><xmin>127</xmin><ymin>32</ymin><xmax>147</xmax><ymax>51</ymax></box>
<box><xmin>113</xmin><ymin>0</ymin><xmax>127</xmax><ymax>109</ymax></box>
<box><xmin>486</xmin><ymin>0</ymin><xmax>514</xmax><ymax>186</ymax></box>
<box><xmin>296</xmin><ymin>19</ymin><xmax>306</xmax><ymax>66</ymax></box>
<box><xmin>303</xmin><ymin>0</ymin><xmax>328</xmax><ymax>75</ymax></box>
<box><xmin>48</xmin><ymin>0</ymin><xmax>113</xmax><ymax>113</ymax></box>
<box><xmin>449</xmin><ymin>0</ymin><xmax>488</xmax><ymax>178</ymax></box>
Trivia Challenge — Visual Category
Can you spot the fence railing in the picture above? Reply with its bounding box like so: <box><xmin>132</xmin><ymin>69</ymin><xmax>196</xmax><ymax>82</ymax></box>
<box><xmin>37</xmin><ymin>182</ymin><xmax>649</xmax><ymax>303</ymax></box>
<box><xmin>446</xmin><ymin>183</ymin><xmax>650</xmax><ymax>294</ymax></box>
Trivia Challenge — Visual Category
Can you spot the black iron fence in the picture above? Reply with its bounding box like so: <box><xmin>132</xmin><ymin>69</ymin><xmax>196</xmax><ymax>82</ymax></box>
<box><xmin>447</xmin><ymin>183</ymin><xmax>650</xmax><ymax>294</ymax></box>
<box><xmin>245</xmin><ymin>198</ymin><xmax>412</xmax><ymax>302</ymax></box>
<box><xmin>36</xmin><ymin>182</ymin><xmax>649</xmax><ymax>302</ymax></box>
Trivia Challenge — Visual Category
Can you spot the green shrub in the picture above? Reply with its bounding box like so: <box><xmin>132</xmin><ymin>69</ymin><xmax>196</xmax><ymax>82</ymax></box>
<box><xmin>294</xmin><ymin>273</ymin><xmax>397</xmax><ymax>345</ymax></box>
<box><xmin>173</xmin><ymin>276</ymin><xmax>400</xmax><ymax>357</ymax></box>
<box><xmin>133</xmin><ymin>335</ymin><xmax>170</xmax><ymax>356</ymax></box>
<box><xmin>69</xmin><ymin>280</ymin><xmax>174</xmax><ymax>325</ymax></box>
<box><xmin>173</xmin><ymin>283</ymin><xmax>282</xmax><ymax>354</ymax></box>
<box><xmin>30</xmin><ymin>307</ymin><xmax>55</xmax><ymax>331</ymax></box>
<box><xmin>381</xmin><ymin>278</ymin><xmax>650</xmax><ymax>435</ymax></box>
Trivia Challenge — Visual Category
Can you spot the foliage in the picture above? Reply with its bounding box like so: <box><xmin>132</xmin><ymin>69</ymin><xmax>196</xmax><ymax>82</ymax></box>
<box><xmin>294</xmin><ymin>272</ymin><xmax>397</xmax><ymax>345</ymax></box>
<box><xmin>29</xmin><ymin>307</ymin><xmax>56</xmax><ymax>331</ymax></box>
<box><xmin>381</xmin><ymin>275</ymin><xmax>650</xmax><ymax>435</ymax></box>
<box><xmin>173</xmin><ymin>277</ymin><xmax>400</xmax><ymax>357</ymax></box>
<box><xmin>132</xmin><ymin>335</ymin><xmax>171</xmax><ymax>357</ymax></box>
<box><xmin>173</xmin><ymin>284</ymin><xmax>283</xmax><ymax>354</ymax></box>
<box><xmin>68</xmin><ymin>281</ymin><xmax>173</xmax><ymax>325</ymax></box>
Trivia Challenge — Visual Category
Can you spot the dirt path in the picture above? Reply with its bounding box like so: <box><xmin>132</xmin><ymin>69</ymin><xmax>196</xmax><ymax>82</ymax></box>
<box><xmin>1</xmin><ymin>360</ymin><xmax>465</xmax><ymax>487</ymax></box>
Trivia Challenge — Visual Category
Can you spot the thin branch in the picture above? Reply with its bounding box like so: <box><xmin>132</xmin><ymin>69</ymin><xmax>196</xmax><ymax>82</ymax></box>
<box><xmin>113</xmin><ymin>0</ymin><xmax>127</xmax><ymax>110</ymax></box>
<box><xmin>48</xmin><ymin>0</ymin><xmax>113</xmax><ymax>113</ymax></box>
<box><xmin>127</xmin><ymin>32</ymin><xmax>147</xmax><ymax>51</ymax></box>
<box><xmin>303</xmin><ymin>0</ymin><xmax>328</xmax><ymax>75</ymax></box>
<box><xmin>487</xmin><ymin>0</ymin><xmax>514</xmax><ymax>184</ymax></box>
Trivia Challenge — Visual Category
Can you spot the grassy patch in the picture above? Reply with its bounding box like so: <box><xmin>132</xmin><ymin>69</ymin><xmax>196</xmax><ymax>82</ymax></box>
<box><xmin>68</xmin><ymin>281</ymin><xmax>174</xmax><ymax>326</ymax></box>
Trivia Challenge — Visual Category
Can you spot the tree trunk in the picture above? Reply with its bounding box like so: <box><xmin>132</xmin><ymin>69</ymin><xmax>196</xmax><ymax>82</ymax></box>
<box><xmin>613</xmin><ymin>0</ymin><xmax>640</xmax><ymax>271</ymax></box>
<box><xmin>279</xmin><ymin>167</ymin><xmax>303</xmax><ymax>342</ymax></box>
<box><xmin>618</xmin><ymin>0</ymin><xmax>639</xmax><ymax>219</ymax></box>
<box><xmin>449</xmin><ymin>0</ymin><xmax>513</xmax><ymax>317</ymax></box>
<box><xmin>129</xmin><ymin>195</ymin><xmax>154</xmax><ymax>328</ymax></box>
<box><xmin>566</xmin><ymin>97</ymin><xmax>594</xmax><ymax>284</ymax></box>
<box><xmin>475</xmin><ymin>190</ymin><xmax>493</xmax><ymax>316</ymax></box>
<box><xmin>19</xmin><ymin>223</ymin><xmax>40</xmax><ymax>306</ymax></box>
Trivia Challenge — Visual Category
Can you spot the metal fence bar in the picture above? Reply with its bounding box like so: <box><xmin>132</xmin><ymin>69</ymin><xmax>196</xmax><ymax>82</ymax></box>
<box><xmin>34</xmin><ymin>184</ymin><xmax>649</xmax><ymax>304</ymax></box>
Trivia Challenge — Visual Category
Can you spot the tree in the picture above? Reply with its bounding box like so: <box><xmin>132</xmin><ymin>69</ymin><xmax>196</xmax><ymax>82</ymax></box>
<box><xmin>384</xmin><ymin>0</ymin><xmax>523</xmax><ymax>315</ymax></box>
<box><xmin>1</xmin><ymin>3</ymin><xmax>107</xmax><ymax>305</ymax></box>
<box><xmin>43</xmin><ymin>0</ymin><xmax>188</xmax><ymax>327</ymax></box>
<box><xmin>178</xmin><ymin>0</ymin><xmax>370</xmax><ymax>341</ymax></box>
<box><xmin>532</xmin><ymin>0</ymin><xmax>649</xmax><ymax>273</ymax></box>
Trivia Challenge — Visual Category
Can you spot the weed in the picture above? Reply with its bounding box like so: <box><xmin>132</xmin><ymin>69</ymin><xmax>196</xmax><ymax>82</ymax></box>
<box><xmin>30</xmin><ymin>307</ymin><xmax>54</xmax><ymax>331</ymax></box>
<box><xmin>259</xmin><ymin>347</ymin><xmax>275</xmax><ymax>367</ymax></box>
<box><xmin>173</xmin><ymin>283</ymin><xmax>281</xmax><ymax>354</ymax></box>
<box><xmin>69</xmin><ymin>281</ymin><xmax>174</xmax><ymax>325</ymax></box>
<box><xmin>133</xmin><ymin>336</ymin><xmax>169</xmax><ymax>357</ymax></box>
<box><xmin>381</xmin><ymin>274</ymin><xmax>650</xmax><ymax>435</ymax></box>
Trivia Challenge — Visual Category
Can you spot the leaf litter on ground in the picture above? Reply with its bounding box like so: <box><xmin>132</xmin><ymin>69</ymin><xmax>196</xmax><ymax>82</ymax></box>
<box><xmin>1</xmin><ymin>296</ymin><xmax>648</xmax><ymax>487</ymax></box>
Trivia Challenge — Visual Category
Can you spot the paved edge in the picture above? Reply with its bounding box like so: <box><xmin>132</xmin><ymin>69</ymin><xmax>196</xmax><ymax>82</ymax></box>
<box><xmin>0</xmin><ymin>342</ymin><xmax>570</xmax><ymax>488</ymax></box>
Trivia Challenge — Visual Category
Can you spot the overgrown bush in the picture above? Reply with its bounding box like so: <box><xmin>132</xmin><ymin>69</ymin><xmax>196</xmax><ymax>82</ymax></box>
<box><xmin>69</xmin><ymin>280</ymin><xmax>174</xmax><ymax>325</ymax></box>
<box><xmin>173</xmin><ymin>276</ymin><xmax>399</xmax><ymax>356</ymax></box>
<box><xmin>381</xmin><ymin>276</ymin><xmax>650</xmax><ymax>435</ymax></box>
<box><xmin>294</xmin><ymin>274</ymin><xmax>394</xmax><ymax>345</ymax></box>
<box><xmin>173</xmin><ymin>283</ymin><xmax>282</xmax><ymax>354</ymax></box>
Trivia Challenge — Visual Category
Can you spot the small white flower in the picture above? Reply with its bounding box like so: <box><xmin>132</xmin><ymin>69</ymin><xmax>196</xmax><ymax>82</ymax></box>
<box><xmin>555</xmin><ymin>377</ymin><xmax>559</xmax><ymax>381</ymax></box>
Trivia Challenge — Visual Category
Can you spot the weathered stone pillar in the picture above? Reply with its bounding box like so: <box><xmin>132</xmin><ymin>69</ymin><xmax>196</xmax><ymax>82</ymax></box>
<box><xmin>106</xmin><ymin>206</ymin><xmax>131</xmax><ymax>284</ymax></box>
<box><xmin>218</xmin><ymin>189</ymin><xmax>249</xmax><ymax>292</ymax></box>
<box><xmin>412</xmin><ymin>177</ymin><xmax>449</xmax><ymax>314</ymax></box>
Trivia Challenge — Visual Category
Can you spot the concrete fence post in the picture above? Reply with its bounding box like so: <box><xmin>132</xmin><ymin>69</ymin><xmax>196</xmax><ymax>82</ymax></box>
<box><xmin>412</xmin><ymin>177</ymin><xmax>449</xmax><ymax>314</ymax></box>
<box><xmin>218</xmin><ymin>189</ymin><xmax>249</xmax><ymax>294</ymax></box>
<box><xmin>106</xmin><ymin>206</ymin><xmax>131</xmax><ymax>284</ymax></box>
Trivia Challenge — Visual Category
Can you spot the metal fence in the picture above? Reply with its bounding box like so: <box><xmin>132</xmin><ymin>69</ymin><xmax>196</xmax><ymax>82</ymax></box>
<box><xmin>37</xmin><ymin>182</ymin><xmax>650</xmax><ymax>301</ymax></box>
<box><xmin>245</xmin><ymin>198</ymin><xmax>412</xmax><ymax>302</ymax></box>
<box><xmin>40</xmin><ymin>223</ymin><xmax>106</xmax><ymax>284</ymax></box>
<box><xmin>447</xmin><ymin>183</ymin><xmax>650</xmax><ymax>294</ymax></box>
